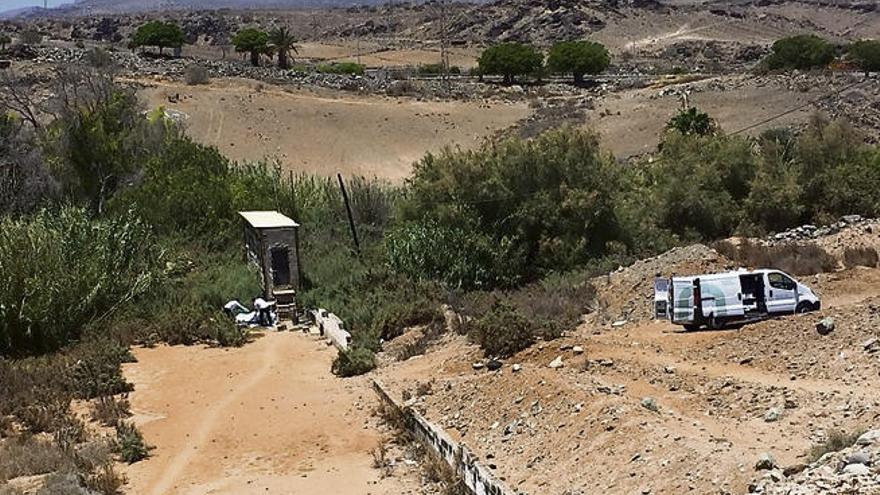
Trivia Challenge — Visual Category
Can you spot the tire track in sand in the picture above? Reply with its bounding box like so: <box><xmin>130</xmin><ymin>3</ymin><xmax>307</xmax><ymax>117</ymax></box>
<box><xmin>147</xmin><ymin>340</ymin><xmax>279</xmax><ymax>495</ymax></box>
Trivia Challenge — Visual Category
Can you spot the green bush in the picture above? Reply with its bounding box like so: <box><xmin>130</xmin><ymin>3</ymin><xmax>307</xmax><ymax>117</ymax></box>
<box><xmin>331</xmin><ymin>346</ymin><xmax>376</xmax><ymax>377</ymax></box>
<box><xmin>416</xmin><ymin>63</ymin><xmax>462</xmax><ymax>76</ymax></box>
<box><xmin>468</xmin><ymin>300</ymin><xmax>533</xmax><ymax>358</ymax></box>
<box><xmin>763</xmin><ymin>34</ymin><xmax>835</xmax><ymax>71</ymax></box>
<box><xmin>666</xmin><ymin>107</ymin><xmax>717</xmax><ymax>136</ymax></box>
<box><xmin>0</xmin><ymin>208</ymin><xmax>160</xmax><ymax>356</ymax></box>
<box><xmin>115</xmin><ymin>422</ymin><xmax>151</xmax><ymax>463</ymax></box>
<box><xmin>316</xmin><ymin>62</ymin><xmax>366</xmax><ymax>75</ymax></box>
<box><xmin>848</xmin><ymin>39</ymin><xmax>880</xmax><ymax>72</ymax></box>
<box><xmin>547</xmin><ymin>40</ymin><xmax>610</xmax><ymax>83</ymax></box>
<box><xmin>400</xmin><ymin>127</ymin><xmax>628</xmax><ymax>284</ymax></box>
<box><xmin>385</xmin><ymin>220</ymin><xmax>521</xmax><ymax>289</ymax></box>
<box><xmin>478</xmin><ymin>43</ymin><xmax>543</xmax><ymax>84</ymax></box>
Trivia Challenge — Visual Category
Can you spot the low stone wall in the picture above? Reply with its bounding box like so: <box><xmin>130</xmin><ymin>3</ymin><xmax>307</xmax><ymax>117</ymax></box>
<box><xmin>309</xmin><ymin>309</ymin><xmax>351</xmax><ymax>351</ymax></box>
<box><xmin>373</xmin><ymin>379</ymin><xmax>516</xmax><ymax>495</ymax></box>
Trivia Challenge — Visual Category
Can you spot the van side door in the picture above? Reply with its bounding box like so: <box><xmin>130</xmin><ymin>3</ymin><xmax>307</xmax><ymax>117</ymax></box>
<box><xmin>766</xmin><ymin>271</ymin><xmax>798</xmax><ymax>314</ymax></box>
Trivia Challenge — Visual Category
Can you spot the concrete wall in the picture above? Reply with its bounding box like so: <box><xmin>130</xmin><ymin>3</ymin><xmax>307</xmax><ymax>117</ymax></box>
<box><xmin>373</xmin><ymin>380</ymin><xmax>517</xmax><ymax>495</ymax></box>
<box><xmin>310</xmin><ymin>309</ymin><xmax>351</xmax><ymax>351</ymax></box>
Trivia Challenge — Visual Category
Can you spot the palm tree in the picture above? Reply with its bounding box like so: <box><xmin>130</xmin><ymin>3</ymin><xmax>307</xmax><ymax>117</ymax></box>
<box><xmin>269</xmin><ymin>27</ymin><xmax>299</xmax><ymax>70</ymax></box>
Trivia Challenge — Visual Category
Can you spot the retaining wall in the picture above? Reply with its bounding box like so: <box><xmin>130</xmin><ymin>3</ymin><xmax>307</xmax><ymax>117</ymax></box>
<box><xmin>309</xmin><ymin>309</ymin><xmax>351</xmax><ymax>351</ymax></box>
<box><xmin>373</xmin><ymin>379</ymin><xmax>516</xmax><ymax>495</ymax></box>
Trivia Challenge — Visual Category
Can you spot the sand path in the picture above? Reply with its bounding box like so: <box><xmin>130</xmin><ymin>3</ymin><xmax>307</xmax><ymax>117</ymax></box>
<box><xmin>121</xmin><ymin>331</ymin><xmax>417</xmax><ymax>495</ymax></box>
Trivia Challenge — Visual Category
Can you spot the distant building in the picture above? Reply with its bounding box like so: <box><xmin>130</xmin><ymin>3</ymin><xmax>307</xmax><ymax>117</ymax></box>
<box><xmin>239</xmin><ymin>211</ymin><xmax>301</xmax><ymax>319</ymax></box>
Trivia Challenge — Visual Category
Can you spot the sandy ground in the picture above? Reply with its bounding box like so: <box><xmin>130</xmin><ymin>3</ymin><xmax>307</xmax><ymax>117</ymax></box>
<box><xmin>121</xmin><ymin>331</ymin><xmax>420</xmax><ymax>495</ymax></box>
<box><xmin>592</xmin><ymin>76</ymin><xmax>821</xmax><ymax>158</ymax></box>
<box><xmin>139</xmin><ymin>79</ymin><xmax>528</xmax><ymax>180</ymax></box>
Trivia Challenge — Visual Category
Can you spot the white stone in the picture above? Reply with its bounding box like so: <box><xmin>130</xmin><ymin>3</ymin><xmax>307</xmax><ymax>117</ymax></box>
<box><xmin>856</xmin><ymin>430</ymin><xmax>880</xmax><ymax>446</ymax></box>
<box><xmin>548</xmin><ymin>356</ymin><xmax>564</xmax><ymax>369</ymax></box>
<box><xmin>842</xmin><ymin>463</ymin><xmax>870</xmax><ymax>476</ymax></box>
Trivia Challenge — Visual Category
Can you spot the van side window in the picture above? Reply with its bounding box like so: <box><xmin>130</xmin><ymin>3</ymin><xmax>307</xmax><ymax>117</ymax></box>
<box><xmin>768</xmin><ymin>272</ymin><xmax>795</xmax><ymax>290</ymax></box>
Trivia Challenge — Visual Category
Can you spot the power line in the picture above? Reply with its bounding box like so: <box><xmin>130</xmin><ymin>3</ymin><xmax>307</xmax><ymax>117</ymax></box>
<box><xmin>442</xmin><ymin>76</ymin><xmax>875</xmax><ymax>206</ymax></box>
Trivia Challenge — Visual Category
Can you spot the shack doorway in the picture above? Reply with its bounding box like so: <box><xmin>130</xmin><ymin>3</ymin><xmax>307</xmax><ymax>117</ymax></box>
<box><xmin>270</xmin><ymin>247</ymin><xmax>291</xmax><ymax>287</ymax></box>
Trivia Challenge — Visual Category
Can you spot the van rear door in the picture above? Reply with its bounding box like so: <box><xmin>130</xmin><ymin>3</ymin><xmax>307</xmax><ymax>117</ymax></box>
<box><xmin>653</xmin><ymin>277</ymin><xmax>669</xmax><ymax>319</ymax></box>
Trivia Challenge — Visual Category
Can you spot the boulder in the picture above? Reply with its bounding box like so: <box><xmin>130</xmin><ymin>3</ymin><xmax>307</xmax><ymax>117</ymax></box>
<box><xmin>856</xmin><ymin>430</ymin><xmax>880</xmax><ymax>446</ymax></box>
<box><xmin>816</xmin><ymin>317</ymin><xmax>835</xmax><ymax>336</ymax></box>
<box><xmin>548</xmin><ymin>356</ymin><xmax>564</xmax><ymax>369</ymax></box>
<box><xmin>756</xmin><ymin>452</ymin><xmax>777</xmax><ymax>471</ymax></box>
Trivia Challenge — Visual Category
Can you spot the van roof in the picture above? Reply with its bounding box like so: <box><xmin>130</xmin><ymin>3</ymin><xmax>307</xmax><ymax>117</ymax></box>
<box><xmin>672</xmin><ymin>268</ymin><xmax>783</xmax><ymax>281</ymax></box>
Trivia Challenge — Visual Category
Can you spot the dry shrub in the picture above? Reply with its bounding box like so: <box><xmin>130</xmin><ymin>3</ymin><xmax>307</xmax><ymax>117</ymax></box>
<box><xmin>807</xmin><ymin>428</ymin><xmax>865</xmax><ymax>463</ymax></box>
<box><xmin>843</xmin><ymin>247</ymin><xmax>879</xmax><ymax>268</ymax></box>
<box><xmin>370</xmin><ymin>441</ymin><xmax>388</xmax><ymax>469</ymax></box>
<box><xmin>423</xmin><ymin>452</ymin><xmax>460</xmax><ymax>486</ymax></box>
<box><xmin>0</xmin><ymin>435</ymin><xmax>68</xmax><ymax>481</ymax></box>
<box><xmin>84</xmin><ymin>463</ymin><xmax>126</xmax><ymax>495</ymax></box>
<box><xmin>90</xmin><ymin>396</ymin><xmax>131</xmax><ymax>427</ymax></box>
<box><xmin>36</xmin><ymin>472</ymin><xmax>91</xmax><ymax>495</ymax></box>
<box><xmin>714</xmin><ymin>239</ymin><xmax>837</xmax><ymax>275</ymax></box>
<box><xmin>183</xmin><ymin>64</ymin><xmax>210</xmax><ymax>85</ymax></box>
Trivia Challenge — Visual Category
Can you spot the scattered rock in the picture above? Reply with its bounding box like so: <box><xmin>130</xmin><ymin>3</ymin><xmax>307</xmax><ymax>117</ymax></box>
<box><xmin>548</xmin><ymin>356</ymin><xmax>564</xmax><ymax>369</ymax></box>
<box><xmin>764</xmin><ymin>407</ymin><xmax>782</xmax><ymax>422</ymax></box>
<box><xmin>572</xmin><ymin>345</ymin><xmax>584</xmax><ymax>355</ymax></box>
<box><xmin>486</xmin><ymin>359</ymin><xmax>503</xmax><ymax>371</ymax></box>
<box><xmin>816</xmin><ymin>317</ymin><xmax>835</xmax><ymax>336</ymax></box>
<box><xmin>640</xmin><ymin>397</ymin><xmax>658</xmax><ymax>412</ymax></box>
<box><xmin>857</xmin><ymin>430</ymin><xmax>880</xmax><ymax>446</ymax></box>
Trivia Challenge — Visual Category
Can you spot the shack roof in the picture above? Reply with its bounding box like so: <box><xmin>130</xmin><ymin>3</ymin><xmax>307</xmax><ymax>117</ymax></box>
<box><xmin>239</xmin><ymin>211</ymin><xmax>300</xmax><ymax>229</ymax></box>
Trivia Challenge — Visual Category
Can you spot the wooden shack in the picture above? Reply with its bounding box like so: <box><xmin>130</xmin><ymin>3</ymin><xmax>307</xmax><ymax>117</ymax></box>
<box><xmin>239</xmin><ymin>211</ymin><xmax>301</xmax><ymax>318</ymax></box>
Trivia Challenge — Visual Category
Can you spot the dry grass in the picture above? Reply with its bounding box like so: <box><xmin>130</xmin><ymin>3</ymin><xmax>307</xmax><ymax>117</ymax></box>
<box><xmin>807</xmin><ymin>428</ymin><xmax>866</xmax><ymax>463</ymax></box>
<box><xmin>0</xmin><ymin>435</ymin><xmax>68</xmax><ymax>482</ymax></box>
<box><xmin>714</xmin><ymin>239</ymin><xmax>838</xmax><ymax>275</ymax></box>
<box><xmin>84</xmin><ymin>463</ymin><xmax>126</xmax><ymax>495</ymax></box>
<box><xmin>90</xmin><ymin>396</ymin><xmax>131</xmax><ymax>427</ymax></box>
<box><xmin>843</xmin><ymin>247</ymin><xmax>879</xmax><ymax>268</ymax></box>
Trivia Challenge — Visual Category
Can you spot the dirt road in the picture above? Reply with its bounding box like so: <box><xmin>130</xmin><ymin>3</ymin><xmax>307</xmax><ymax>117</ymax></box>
<box><xmin>121</xmin><ymin>331</ymin><xmax>418</xmax><ymax>495</ymax></box>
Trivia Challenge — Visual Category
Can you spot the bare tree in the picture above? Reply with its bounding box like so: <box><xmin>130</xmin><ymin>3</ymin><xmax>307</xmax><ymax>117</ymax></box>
<box><xmin>0</xmin><ymin>70</ymin><xmax>43</xmax><ymax>130</ymax></box>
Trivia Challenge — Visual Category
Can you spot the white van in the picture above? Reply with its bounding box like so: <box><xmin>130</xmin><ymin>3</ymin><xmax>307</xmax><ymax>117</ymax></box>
<box><xmin>653</xmin><ymin>269</ymin><xmax>821</xmax><ymax>330</ymax></box>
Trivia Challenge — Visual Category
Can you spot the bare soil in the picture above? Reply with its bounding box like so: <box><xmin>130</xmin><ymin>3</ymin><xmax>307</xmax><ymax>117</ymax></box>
<box><xmin>376</xmin><ymin>266</ymin><xmax>880</xmax><ymax>495</ymax></box>
<box><xmin>120</xmin><ymin>331</ymin><xmax>421</xmax><ymax>495</ymax></box>
<box><xmin>138</xmin><ymin>78</ymin><xmax>529</xmax><ymax>181</ymax></box>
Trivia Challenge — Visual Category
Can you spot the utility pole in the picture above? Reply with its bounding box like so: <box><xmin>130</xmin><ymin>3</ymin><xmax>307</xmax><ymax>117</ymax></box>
<box><xmin>438</xmin><ymin>0</ymin><xmax>451</xmax><ymax>92</ymax></box>
<box><xmin>337</xmin><ymin>174</ymin><xmax>361</xmax><ymax>255</ymax></box>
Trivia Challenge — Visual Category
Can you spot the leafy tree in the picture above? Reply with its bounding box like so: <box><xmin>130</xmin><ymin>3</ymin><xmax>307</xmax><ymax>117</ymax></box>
<box><xmin>650</xmin><ymin>132</ymin><xmax>757</xmax><ymax>240</ymax></box>
<box><xmin>477</xmin><ymin>42</ymin><xmax>543</xmax><ymax>84</ymax></box>
<box><xmin>131</xmin><ymin>21</ymin><xmax>185</xmax><ymax>55</ymax></box>
<box><xmin>400</xmin><ymin>127</ymin><xmax>626</xmax><ymax>284</ymax></box>
<box><xmin>0</xmin><ymin>33</ymin><xmax>11</xmax><ymax>50</ymax></box>
<box><xmin>268</xmin><ymin>26</ymin><xmax>298</xmax><ymax>70</ymax></box>
<box><xmin>763</xmin><ymin>34</ymin><xmax>835</xmax><ymax>71</ymax></box>
<box><xmin>666</xmin><ymin>107</ymin><xmax>717</xmax><ymax>136</ymax></box>
<box><xmin>232</xmin><ymin>28</ymin><xmax>270</xmax><ymax>67</ymax></box>
<box><xmin>547</xmin><ymin>40</ymin><xmax>610</xmax><ymax>84</ymax></box>
<box><xmin>744</xmin><ymin>134</ymin><xmax>805</xmax><ymax>233</ymax></box>
<box><xmin>848</xmin><ymin>39</ymin><xmax>880</xmax><ymax>74</ymax></box>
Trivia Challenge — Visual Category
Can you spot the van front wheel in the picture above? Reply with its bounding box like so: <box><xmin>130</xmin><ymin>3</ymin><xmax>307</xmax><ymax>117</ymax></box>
<box><xmin>795</xmin><ymin>302</ymin><xmax>813</xmax><ymax>314</ymax></box>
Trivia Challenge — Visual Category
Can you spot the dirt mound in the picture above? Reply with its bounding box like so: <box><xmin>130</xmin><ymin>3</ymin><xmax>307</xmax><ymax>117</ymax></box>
<box><xmin>591</xmin><ymin>244</ymin><xmax>734</xmax><ymax>324</ymax></box>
